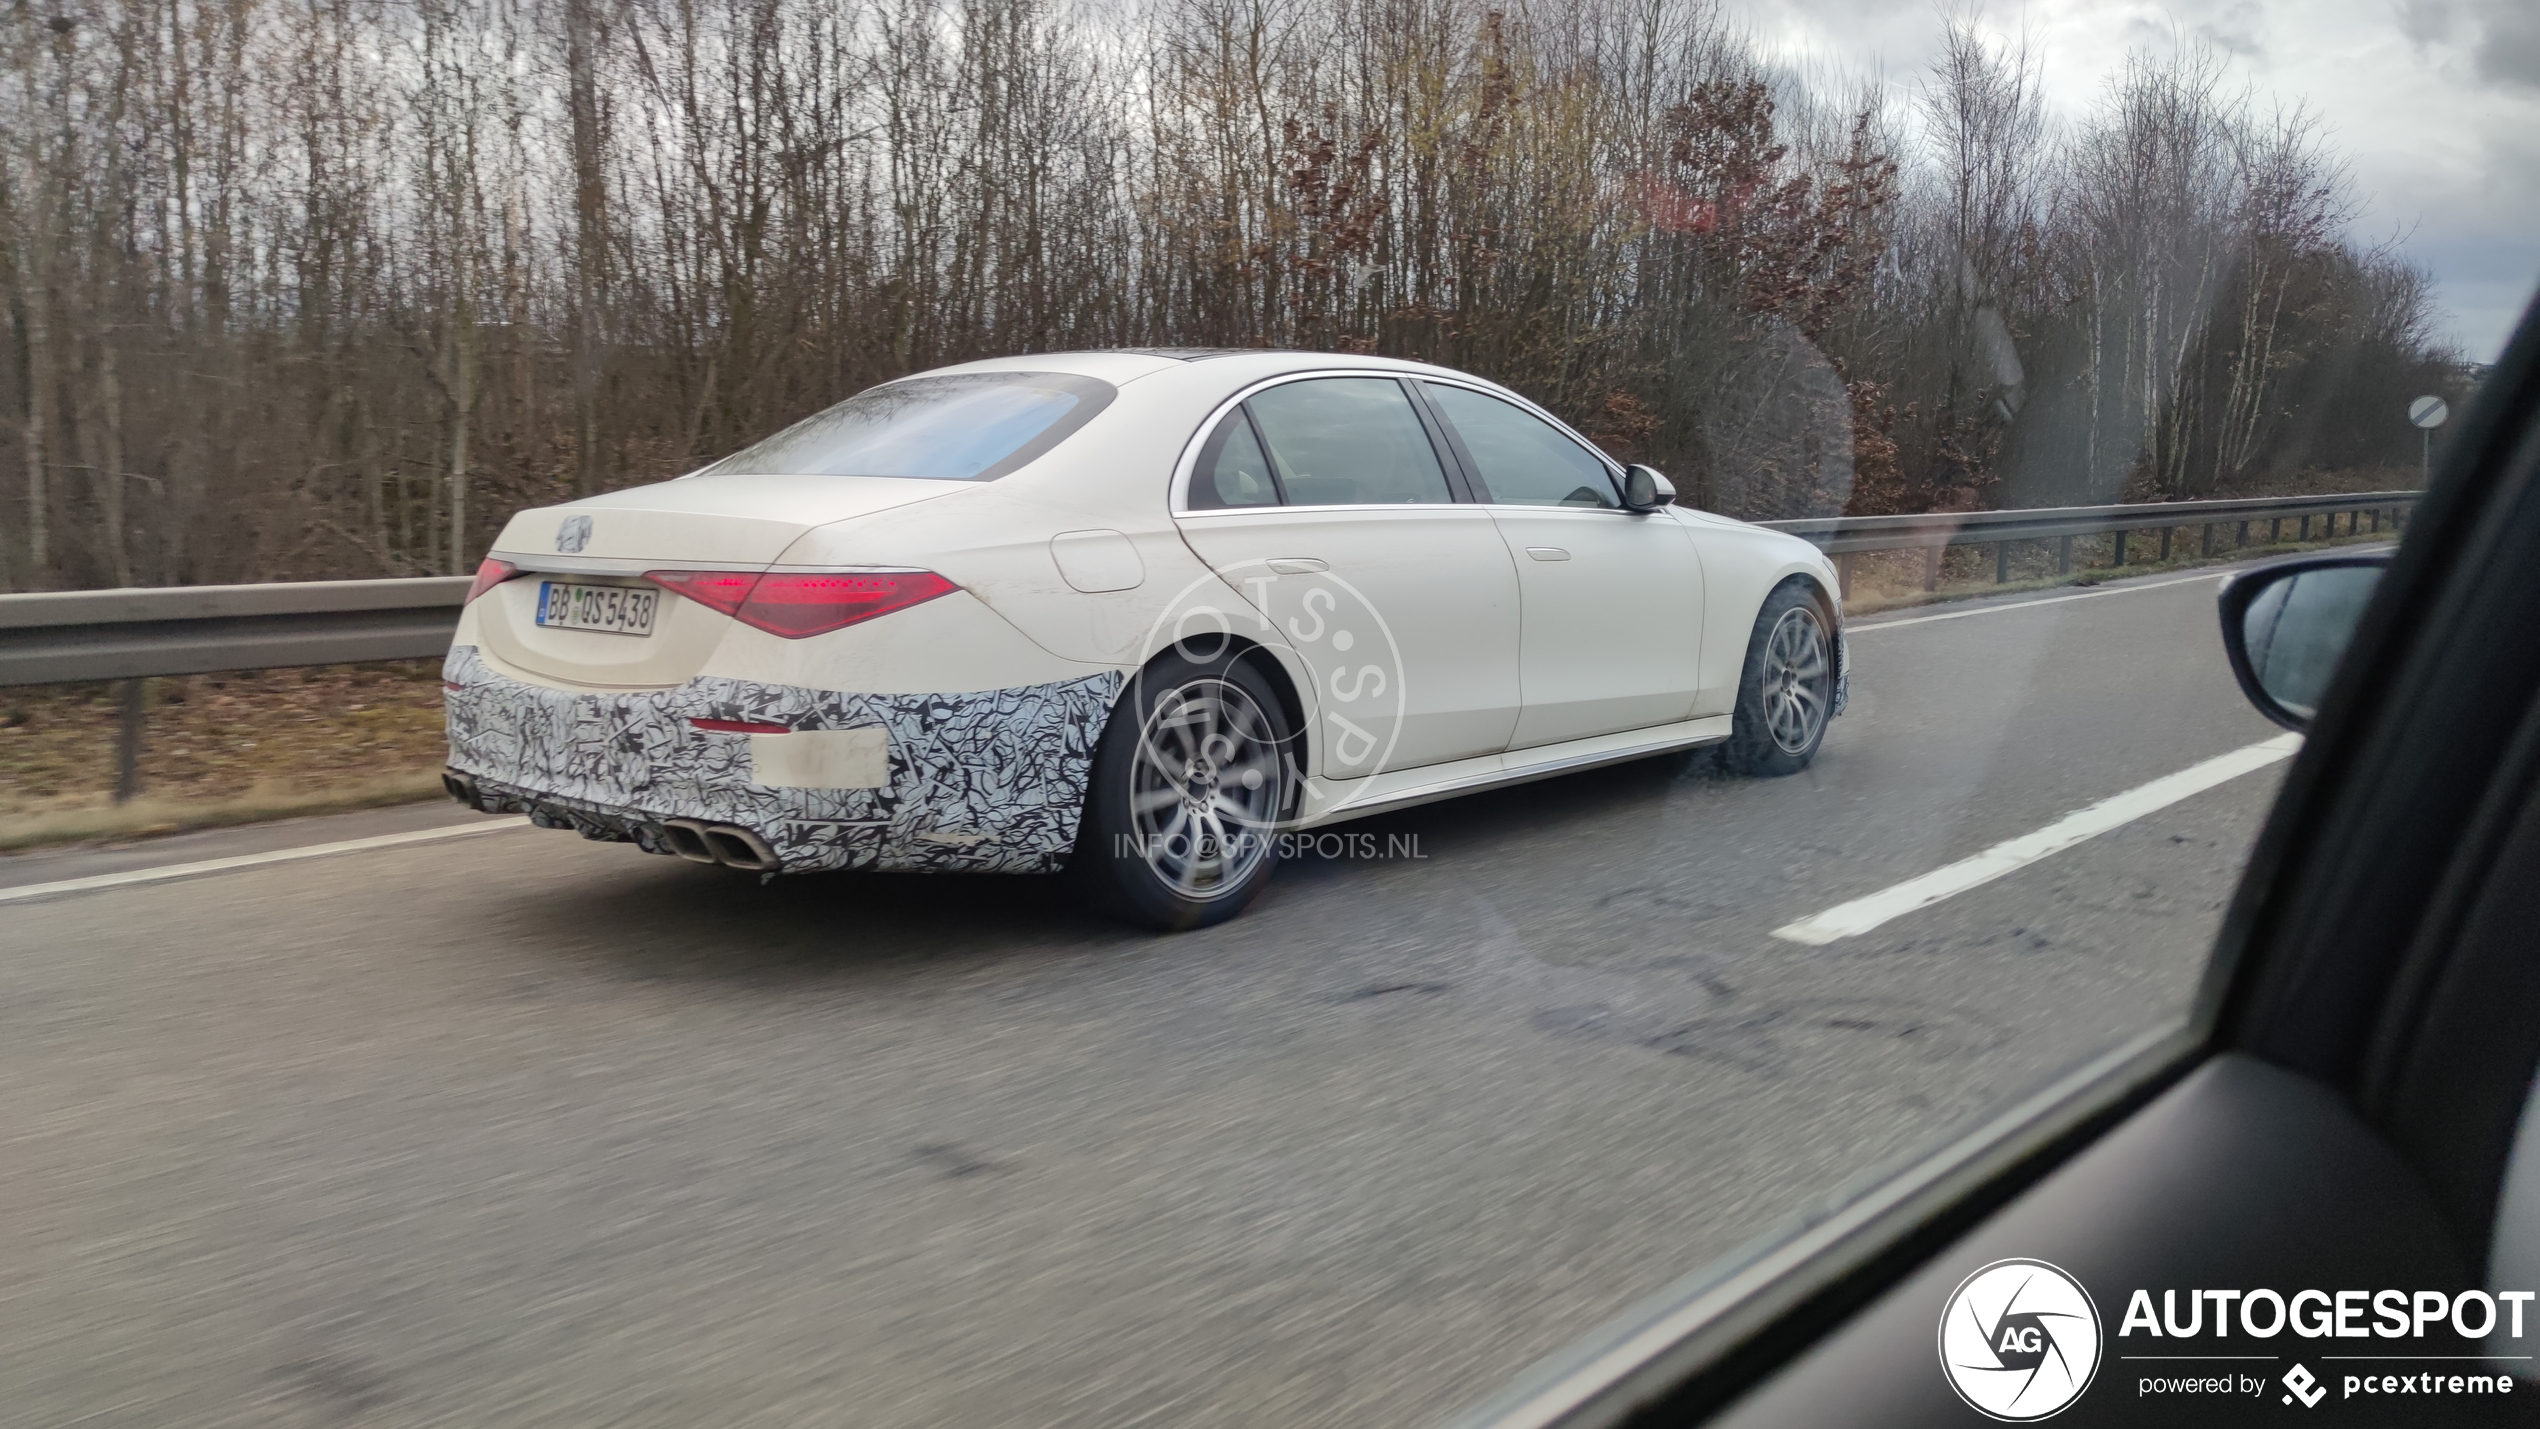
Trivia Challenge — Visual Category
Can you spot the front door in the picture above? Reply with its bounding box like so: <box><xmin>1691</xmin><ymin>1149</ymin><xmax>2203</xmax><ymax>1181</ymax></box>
<box><xmin>1417</xmin><ymin>381</ymin><xmax>1706</xmax><ymax>749</ymax></box>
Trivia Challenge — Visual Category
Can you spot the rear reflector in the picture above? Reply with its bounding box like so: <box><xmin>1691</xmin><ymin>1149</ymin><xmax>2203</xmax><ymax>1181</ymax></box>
<box><xmin>642</xmin><ymin>569</ymin><xmax>958</xmax><ymax>639</ymax></box>
<box><xmin>691</xmin><ymin>718</ymin><xmax>791</xmax><ymax>734</ymax></box>
<box><xmin>466</xmin><ymin>557</ymin><xmax>521</xmax><ymax>604</ymax></box>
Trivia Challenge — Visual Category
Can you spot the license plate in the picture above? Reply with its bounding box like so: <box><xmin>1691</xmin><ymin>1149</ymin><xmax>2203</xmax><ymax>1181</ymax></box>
<box><xmin>535</xmin><ymin>581</ymin><xmax>658</xmax><ymax>636</ymax></box>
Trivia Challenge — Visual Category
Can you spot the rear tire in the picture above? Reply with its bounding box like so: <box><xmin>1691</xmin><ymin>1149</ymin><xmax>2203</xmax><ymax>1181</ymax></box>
<box><xmin>1719</xmin><ymin>583</ymin><xmax>1834</xmax><ymax>776</ymax></box>
<box><xmin>1071</xmin><ymin>648</ymin><xmax>1297</xmax><ymax>930</ymax></box>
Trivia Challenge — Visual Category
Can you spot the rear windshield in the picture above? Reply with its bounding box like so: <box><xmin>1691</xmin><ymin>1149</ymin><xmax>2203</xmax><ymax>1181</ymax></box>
<box><xmin>693</xmin><ymin>372</ymin><xmax>1116</xmax><ymax>481</ymax></box>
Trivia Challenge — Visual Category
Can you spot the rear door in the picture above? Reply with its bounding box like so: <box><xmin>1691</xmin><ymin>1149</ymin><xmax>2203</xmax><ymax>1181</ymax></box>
<box><xmin>1173</xmin><ymin>375</ymin><xmax>1522</xmax><ymax>777</ymax></box>
<box><xmin>1418</xmin><ymin>380</ymin><xmax>1705</xmax><ymax>749</ymax></box>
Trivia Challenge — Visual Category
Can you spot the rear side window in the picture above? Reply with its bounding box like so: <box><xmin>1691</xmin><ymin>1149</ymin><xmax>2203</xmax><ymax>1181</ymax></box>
<box><xmin>694</xmin><ymin>372</ymin><xmax>1116</xmax><ymax>481</ymax></box>
<box><xmin>1422</xmin><ymin>382</ymin><xmax>1618</xmax><ymax>507</ymax></box>
<box><xmin>1187</xmin><ymin>408</ymin><xmax>1283</xmax><ymax>509</ymax></box>
<box><xmin>1245</xmin><ymin>378</ymin><xmax>1455</xmax><ymax>506</ymax></box>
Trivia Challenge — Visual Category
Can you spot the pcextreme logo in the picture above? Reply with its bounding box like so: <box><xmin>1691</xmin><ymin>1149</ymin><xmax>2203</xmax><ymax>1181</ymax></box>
<box><xmin>1940</xmin><ymin>1259</ymin><xmax>2104</xmax><ymax>1420</ymax></box>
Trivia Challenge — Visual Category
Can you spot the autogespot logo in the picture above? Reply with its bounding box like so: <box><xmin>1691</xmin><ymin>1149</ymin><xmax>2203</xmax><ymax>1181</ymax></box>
<box><xmin>1940</xmin><ymin>1258</ymin><xmax>2104</xmax><ymax>1420</ymax></box>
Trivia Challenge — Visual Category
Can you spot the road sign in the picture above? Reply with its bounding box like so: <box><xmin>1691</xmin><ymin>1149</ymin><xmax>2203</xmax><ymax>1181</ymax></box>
<box><xmin>2410</xmin><ymin>395</ymin><xmax>2449</xmax><ymax>429</ymax></box>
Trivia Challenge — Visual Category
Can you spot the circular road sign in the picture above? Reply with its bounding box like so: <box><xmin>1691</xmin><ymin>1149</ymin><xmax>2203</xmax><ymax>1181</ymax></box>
<box><xmin>2410</xmin><ymin>395</ymin><xmax>2450</xmax><ymax>429</ymax></box>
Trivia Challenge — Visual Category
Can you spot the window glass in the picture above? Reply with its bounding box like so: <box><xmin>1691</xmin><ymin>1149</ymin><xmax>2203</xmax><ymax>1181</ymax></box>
<box><xmin>1245</xmin><ymin>377</ymin><xmax>1455</xmax><ymax>506</ymax></box>
<box><xmin>1425</xmin><ymin>383</ymin><xmax>1620</xmax><ymax>507</ymax></box>
<box><xmin>694</xmin><ymin>372</ymin><xmax>1114</xmax><ymax>481</ymax></box>
<box><xmin>1186</xmin><ymin>409</ymin><xmax>1282</xmax><ymax>509</ymax></box>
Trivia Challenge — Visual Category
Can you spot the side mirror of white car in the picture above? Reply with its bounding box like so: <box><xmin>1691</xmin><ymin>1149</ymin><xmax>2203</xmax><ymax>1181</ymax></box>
<box><xmin>1621</xmin><ymin>464</ymin><xmax>1675</xmax><ymax>512</ymax></box>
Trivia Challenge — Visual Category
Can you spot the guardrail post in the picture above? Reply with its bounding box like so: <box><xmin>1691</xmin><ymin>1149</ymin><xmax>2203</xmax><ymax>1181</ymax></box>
<box><xmin>1995</xmin><ymin>542</ymin><xmax>2010</xmax><ymax>584</ymax></box>
<box><xmin>1922</xmin><ymin>544</ymin><xmax>1941</xmax><ymax>591</ymax></box>
<box><xmin>2270</xmin><ymin>517</ymin><xmax>2282</xmax><ymax>544</ymax></box>
<box><xmin>2237</xmin><ymin>520</ymin><xmax>2249</xmax><ymax>547</ymax></box>
<box><xmin>1836</xmin><ymin>552</ymin><xmax>1853</xmax><ymax>600</ymax></box>
<box><xmin>2202</xmin><ymin>523</ymin><xmax>2215</xmax><ymax>557</ymax></box>
<box><xmin>2298</xmin><ymin>514</ymin><xmax>2310</xmax><ymax>541</ymax></box>
<box><xmin>2057</xmin><ymin>535</ymin><xmax>2072</xmax><ymax>574</ymax></box>
<box><xmin>2112</xmin><ymin>529</ymin><xmax>2127</xmax><ymax>566</ymax></box>
<box><xmin>115</xmin><ymin>678</ymin><xmax>146</xmax><ymax>803</ymax></box>
<box><xmin>2159</xmin><ymin>527</ymin><xmax>2174</xmax><ymax>561</ymax></box>
<box><xmin>2370</xmin><ymin>508</ymin><xmax>2381</xmax><ymax>533</ymax></box>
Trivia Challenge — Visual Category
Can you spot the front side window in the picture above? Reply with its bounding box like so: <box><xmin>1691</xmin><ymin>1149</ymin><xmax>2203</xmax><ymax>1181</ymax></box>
<box><xmin>694</xmin><ymin>372</ymin><xmax>1115</xmax><ymax>481</ymax></box>
<box><xmin>1424</xmin><ymin>382</ymin><xmax>1619</xmax><ymax>508</ymax></box>
<box><xmin>1244</xmin><ymin>377</ymin><xmax>1455</xmax><ymax>506</ymax></box>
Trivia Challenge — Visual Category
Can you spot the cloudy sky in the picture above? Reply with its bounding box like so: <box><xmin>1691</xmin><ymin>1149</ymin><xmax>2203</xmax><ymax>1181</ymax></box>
<box><xmin>1742</xmin><ymin>0</ymin><xmax>2540</xmax><ymax>363</ymax></box>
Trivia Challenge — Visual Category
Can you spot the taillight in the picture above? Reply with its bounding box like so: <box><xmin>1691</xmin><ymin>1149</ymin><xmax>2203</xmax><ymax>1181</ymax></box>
<box><xmin>466</xmin><ymin>557</ymin><xmax>521</xmax><ymax>604</ymax></box>
<box><xmin>642</xmin><ymin>568</ymin><xmax>760</xmax><ymax>618</ymax></box>
<box><xmin>642</xmin><ymin>569</ymin><xmax>958</xmax><ymax>639</ymax></box>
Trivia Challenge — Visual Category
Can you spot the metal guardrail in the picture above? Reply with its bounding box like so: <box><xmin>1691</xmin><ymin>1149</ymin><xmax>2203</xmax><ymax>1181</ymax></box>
<box><xmin>0</xmin><ymin>490</ymin><xmax>2419</xmax><ymax>799</ymax></box>
<box><xmin>0</xmin><ymin>576</ymin><xmax>470</xmax><ymax>688</ymax></box>
<box><xmin>0</xmin><ymin>576</ymin><xmax>469</xmax><ymax>801</ymax></box>
<box><xmin>1757</xmin><ymin>489</ymin><xmax>2420</xmax><ymax>593</ymax></box>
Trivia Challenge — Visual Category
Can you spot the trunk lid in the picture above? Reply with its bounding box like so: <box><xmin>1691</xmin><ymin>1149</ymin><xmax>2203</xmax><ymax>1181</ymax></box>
<box><xmin>474</xmin><ymin>474</ymin><xmax>961</xmax><ymax>687</ymax></box>
<box><xmin>487</xmin><ymin>474</ymin><xmax>958</xmax><ymax>567</ymax></box>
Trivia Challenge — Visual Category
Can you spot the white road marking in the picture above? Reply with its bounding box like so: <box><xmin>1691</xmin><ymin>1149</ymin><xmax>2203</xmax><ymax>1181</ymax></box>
<box><xmin>1771</xmin><ymin>733</ymin><xmax>2302</xmax><ymax>945</ymax></box>
<box><xmin>1846</xmin><ymin>572</ymin><xmax>2225</xmax><ymax>634</ymax></box>
<box><xmin>0</xmin><ymin>818</ymin><xmax>532</xmax><ymax>906</ymax></box>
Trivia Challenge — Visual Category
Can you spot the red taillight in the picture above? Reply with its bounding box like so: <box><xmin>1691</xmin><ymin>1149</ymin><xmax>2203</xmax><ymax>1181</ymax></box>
<box><xmin>642</xmin><ymin>569</ymin><xmax>958</xmax><ymax>639</ymax></box>
<box><xmin>642</xmin><ymin>568</ymin><xmax>761</xmax><ymax>618</ymax></box>
<box><xmin>690</xmin><ymin>717</ymin><xmax>791</xmax><ymax>734</ymax></box>
<box><xmin>466</xmin><ymin>557</ymin><xmax>521</xmax><ymax>604</ymax></box>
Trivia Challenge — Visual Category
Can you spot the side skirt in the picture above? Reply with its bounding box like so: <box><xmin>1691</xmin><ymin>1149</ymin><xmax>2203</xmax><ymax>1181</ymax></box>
<box><xmin>1291</xmin><ymin>715</ymin><xmax>1734</xmax><ymax>829</ymax></box>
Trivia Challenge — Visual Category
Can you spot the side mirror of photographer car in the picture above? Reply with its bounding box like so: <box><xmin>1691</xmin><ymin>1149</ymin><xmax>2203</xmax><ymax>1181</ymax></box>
<box><xmin>2218</xmin><ymin>551</ymin><xmax>2391</xmax><ymax>731</ymax></box>
<box><xmin>1621</xmin><ymin>464</ymin><xmax>1676</xmax><ymax>513</ymax></box>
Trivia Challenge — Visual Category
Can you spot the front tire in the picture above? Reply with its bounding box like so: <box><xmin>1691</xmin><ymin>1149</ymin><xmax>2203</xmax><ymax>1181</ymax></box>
<box><xmin>1720</xmin><ymin>583</ymin><xmax>1835</xmax><ymax>776</ymax></box>
<box><xmin>1071</xmin><ymin>648</ymin><xmax>1296</xmax><ymax>930</ymax></box>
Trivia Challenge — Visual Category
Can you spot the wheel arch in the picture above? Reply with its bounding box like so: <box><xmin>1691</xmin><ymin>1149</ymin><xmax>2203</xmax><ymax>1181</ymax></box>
<box><xmin>1116</xmin><ymin>630</ymin><xmax>1314</xmax><ymax>783</ymax></box>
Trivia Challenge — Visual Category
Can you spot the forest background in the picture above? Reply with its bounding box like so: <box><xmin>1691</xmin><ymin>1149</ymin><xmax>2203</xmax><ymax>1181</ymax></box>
<box><xmin>0</xmin><ymin>0</ymin><xmax>2470</xmax><ymax>591</ymax></box>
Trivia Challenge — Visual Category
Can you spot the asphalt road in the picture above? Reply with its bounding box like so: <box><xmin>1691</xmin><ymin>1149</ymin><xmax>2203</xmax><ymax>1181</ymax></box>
<box><xmin>1</xmin><ymin>565</ymin><xmax>2292</xmax><ymax>1428</ymax></box>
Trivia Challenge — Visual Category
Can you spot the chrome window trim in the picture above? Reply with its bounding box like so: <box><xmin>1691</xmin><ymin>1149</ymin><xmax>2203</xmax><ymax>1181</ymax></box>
<box><xmin>1409</xmin><ymin>374</ymin><xmax>1630</xmax><ymax>492</ymax></box>
<box><xmin>1168</xmin><ymin>368</ymin><xmax>1493</xmax><ymax>515</ymax></box>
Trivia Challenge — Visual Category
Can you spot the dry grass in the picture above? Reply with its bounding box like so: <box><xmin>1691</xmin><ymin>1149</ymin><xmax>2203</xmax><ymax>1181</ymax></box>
<box><xmin>0</xmin><ymin>661</ymin><xmax>451</xmax><ymax>853</ymax></box>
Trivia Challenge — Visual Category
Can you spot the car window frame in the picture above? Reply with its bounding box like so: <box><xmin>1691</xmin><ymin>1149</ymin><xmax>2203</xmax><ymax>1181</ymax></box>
<box><xmin>1410</xmin><ymin>377</ymin><xmax>1628</xmax><ymax>511</ymax></box>
<box><xmin>1443</xmin><ymin>298</ymin><xmax>2540</xmax><ymax>1429</ymax></box>
<box><xmin>1170</xmin><ymin>370</ymin><xmax>1481</xmax><ymax>514</ymax></box>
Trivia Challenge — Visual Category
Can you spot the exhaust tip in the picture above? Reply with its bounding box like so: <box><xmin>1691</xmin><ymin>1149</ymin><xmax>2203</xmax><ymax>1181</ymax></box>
<box><xmin>659</xmin><ymin>819</ymin><xmax>721</xmax><ymax>864</ymax></box>
<box><xmin>701</xmin><ymin>825</ymin><xmax>782</xmax><ymax>872</ymax></box>
<box><xmin>442</xmin><ymin>768</ymin><xmax>480</xmax><ymax>808</ymax></box>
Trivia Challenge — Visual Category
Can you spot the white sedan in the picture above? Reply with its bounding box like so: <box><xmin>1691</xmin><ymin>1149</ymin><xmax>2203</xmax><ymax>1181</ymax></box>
<box><xmin>442</xmin><ymin>349</ymin><xmax>1846</xmax><ymax>927</ymax></box>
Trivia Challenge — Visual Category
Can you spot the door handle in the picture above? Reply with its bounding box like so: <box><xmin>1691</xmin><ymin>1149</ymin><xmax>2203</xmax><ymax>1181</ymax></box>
<box><xmin>1526</xmin><ymin>547</ymin><xmax>1571</xmax><ymax>562</ymax></box>
<box><xmin>1266</xmin><ymin>557</ymin><xmax>1328</xmax><ymax>574</ymax></box>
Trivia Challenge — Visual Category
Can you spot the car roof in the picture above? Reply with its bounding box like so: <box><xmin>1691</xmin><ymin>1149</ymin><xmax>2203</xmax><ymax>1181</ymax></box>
<box><xmin>917</xmin><ymin>347</ymin><xmax>1491</xmax><ymax>388</ymax></box>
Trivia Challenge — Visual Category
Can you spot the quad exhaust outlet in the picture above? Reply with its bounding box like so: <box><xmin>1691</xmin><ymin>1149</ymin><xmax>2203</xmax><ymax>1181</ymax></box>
<box><xmin>443</xmin><ymin>767</ymin><xmax>778</xmax><ymax>872</ymax></box>
<box><xmin>660</xmin><ymin>818</ymin><xmax>782</xmax><ymax>872</ymax></box>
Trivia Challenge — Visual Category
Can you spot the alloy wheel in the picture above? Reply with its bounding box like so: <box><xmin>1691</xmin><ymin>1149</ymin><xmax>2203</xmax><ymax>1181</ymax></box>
<box><xmin>1762</xmin><ymin>606</ymin><xmax>1832</xmax><ymax>755</ymax></box>
<box><xmin>1128</xmin><ymin>678</ymin><xmax>1286</xmax><ymax>900</ymax></box>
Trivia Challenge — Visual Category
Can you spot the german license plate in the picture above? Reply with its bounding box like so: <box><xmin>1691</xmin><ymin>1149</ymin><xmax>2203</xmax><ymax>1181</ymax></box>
<box><xmin>535</xmin><ymin>581</ymin><xmax>658</xmax><ymax>636</ymax></box>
